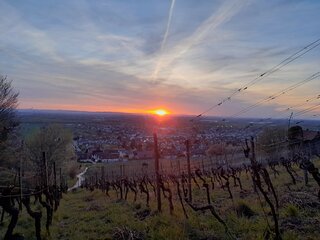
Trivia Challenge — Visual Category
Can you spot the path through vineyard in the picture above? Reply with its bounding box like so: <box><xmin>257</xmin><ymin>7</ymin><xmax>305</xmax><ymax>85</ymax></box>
<box><xmin>68</xmin><ymin>167</ymin><xmax>88</xmax><ymax>191</ymax></box>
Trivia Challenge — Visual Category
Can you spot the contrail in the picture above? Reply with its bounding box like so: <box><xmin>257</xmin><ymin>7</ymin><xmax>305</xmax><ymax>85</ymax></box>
<box><xmin>152</xmin><ymin>0</ymin><xmax>176</xmax><ymax>81</ymax></box>
<box><xmin>161</xmin><ymin>0</ymin><xmax>176</xmax><ymax>51</ymax></box>
<box><xmin>152</xmin><ymin>0</ymin><xmax>249</xmax><ymax>82</ymax></box>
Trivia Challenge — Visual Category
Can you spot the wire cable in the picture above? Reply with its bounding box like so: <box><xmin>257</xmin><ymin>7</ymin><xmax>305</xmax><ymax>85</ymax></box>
<box><xmin>230</xmin><ymin>72</ymin><xmax>320</xmax><ymax>117</ymax></box>
<box><xmin>191</xmin><ymin>38</ymin><xmax>320</xmax><ymax>121</ymax></box>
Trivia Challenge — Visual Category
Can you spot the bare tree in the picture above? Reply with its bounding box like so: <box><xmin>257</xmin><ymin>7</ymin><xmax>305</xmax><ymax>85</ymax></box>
<box><xmin>257</xmin><ymin>127</ymin><xmax>288</xmax><ymax>160</ymax></box>
<box><xmin>0</xmin><ymin>75</ymin><xmax>19</xmax><ymax>162</ymax></box>
<box><xmin>25</xmin><ymin>124</ymin><xmax>75</xmax><ymax>183</ymax></box>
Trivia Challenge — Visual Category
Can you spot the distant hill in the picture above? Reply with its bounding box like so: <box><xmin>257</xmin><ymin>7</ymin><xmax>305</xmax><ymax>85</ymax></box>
<box><xmin>17</xmin><ymin>109</ymin><xmax>133</xmax><ymax>116</ymax></box>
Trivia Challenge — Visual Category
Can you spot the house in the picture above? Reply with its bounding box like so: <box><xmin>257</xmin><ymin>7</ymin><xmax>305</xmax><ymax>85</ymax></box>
<box><xmin>135</xmin><ymin>150</ymin><xmax>154</xmax><ymax>160</ymax></box>
<box><xmin>91</xmin><ymin>149</ymin><xmax>105</xmax><ymax>162</ymax></box>
<box><xmin>104</xmin><ymin>149</ymin><xmax>120</xmax><ymax>160</ymax></box>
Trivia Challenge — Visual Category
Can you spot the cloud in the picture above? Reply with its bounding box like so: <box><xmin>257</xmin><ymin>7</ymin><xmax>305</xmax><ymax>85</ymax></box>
<box><xmin>151</xmin><ymin>0</ymin><xmax>176</xmax><ymax>80</ymax></box>
<box><xmin>150</xmin><ymin>0</ymin><xmax>250</xmax><ymax>82</ymax></box>
<box><xmin>0</xmin><ymin>0</ymin><xmax>319</xmax><ymax>118</ymax></box>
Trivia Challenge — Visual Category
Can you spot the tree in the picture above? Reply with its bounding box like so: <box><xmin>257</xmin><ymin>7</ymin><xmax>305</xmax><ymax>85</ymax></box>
<box><xmin>257</xmin><ymin>127</ymin><xmax>288</xmax><ymax>160</ymax></box>
<box><xmin>0</xmin><ymin>75</ymin><xmax>19</xmax><ymax>163</ymax></box>
<box><xmin>288</xmin><ymin>125</ymin><xmax>304</xmax><ymax>151</ymax></box>
<box><xmin>25</xmin><ymin>124</ymin><xmax>75</xmax><ymax>184</ymax></box>
<box><xmin>206</xmin><ymin>143</ymin><xmax>238</xmax><ymax>167</ymax></box>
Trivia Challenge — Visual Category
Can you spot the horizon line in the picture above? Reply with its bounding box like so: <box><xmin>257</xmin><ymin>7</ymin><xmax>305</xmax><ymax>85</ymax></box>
<box><xmin>16</xmin><ymin>108</ymin><xmax>319</xmax><ymax>121</ymax></box>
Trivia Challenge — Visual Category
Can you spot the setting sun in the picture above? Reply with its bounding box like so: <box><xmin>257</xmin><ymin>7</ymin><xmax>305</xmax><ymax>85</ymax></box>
<box><xmin>151</xmin><ymin>109</ymin><xmax>169</xmax><ymax>116</ymax></box>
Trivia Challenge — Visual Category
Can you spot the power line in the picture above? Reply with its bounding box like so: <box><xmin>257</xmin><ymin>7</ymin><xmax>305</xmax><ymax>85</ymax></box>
<box><xmin>191</xmin><ymin>38</ymin><xmax>320</xmax><ymax>121</ymax></box>
<box><xmin>294</xmin><ymin>103</ymin><xmax>320</xmax><ymax>117</ymax></box>
<box><xmin>282</xmin><ymin>94</ymin><xmax>320</xmax><ymax>113</ymax></box>
<box><xmin>206</xmin><ymin>92</ymin><xmax>320</xmax><ymax>134</ymax></box>
<box><xmin>230</xmin><ymin>72</ymin><xmax>320</xmax><ymax>117</ymax></box>
<box><xmin>251</xmin><ymin>103</ymin><xmax>320</xmax><ymax>134</ymax></box>
<box><xmin>244</xmin><ymin>39</ymin><xmax>320</xmax><ymax>89</ymax></box>
<box><xmin>233</xmin><ymin>93</ymin><xmax>320</xmax><ymax>134</ymax></box>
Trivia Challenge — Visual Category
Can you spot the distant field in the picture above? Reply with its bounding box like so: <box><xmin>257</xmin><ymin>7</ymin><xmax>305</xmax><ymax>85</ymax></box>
<box><xmin>18</xmin><ymin>123</ymin><xmax>43</xmax><ymax>137</ymax></box>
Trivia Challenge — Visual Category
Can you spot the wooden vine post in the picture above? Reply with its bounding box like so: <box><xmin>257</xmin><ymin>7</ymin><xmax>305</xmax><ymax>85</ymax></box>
<box><xmin>185</xmin><ymin>140</ymin><xmax>192</xmax><ymax>202</ymax></box>
<box><xmin>42</xmin><ymin>152</ymin><xmax>48</xmax><ymax>188</ymax></box>
<box><xmin>53</xmin><ymin>162</ymin><xmax>57</xmax><ymax>186</ymax></box>
<box><xmin>59</xmin><ymin>167</ymin><xmax>62</xmax><ymax>188</ymax></box>
<box><xmin>249</xmin><ymin>137</ymin><xmax>281</xmax><ymax>240</ymax></box>
<box><xmin>18</xmin><ymin>167</ymin><xmax>22</xmax><ymax>210</ymax></box>
<box><xmin>153</xmin><ymin>133</ymin><xmax>161</xmax><ymax>212</ymax></box>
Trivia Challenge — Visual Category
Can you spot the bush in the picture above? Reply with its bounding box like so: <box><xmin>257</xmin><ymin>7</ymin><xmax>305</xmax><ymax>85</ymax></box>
<box><xmin>68</xmin><ymin>163</ymin><xmax>78</xmax><ymax>179</ymax></box>
<box><xmin>284</xmin><ymin>204</ymin><xmax>299</xmax><ymax>218</ymax></box>
<box><xmin>236</xmin><ymin>202</ymin><xmax>256</xmax><ymax>218</ymax></box>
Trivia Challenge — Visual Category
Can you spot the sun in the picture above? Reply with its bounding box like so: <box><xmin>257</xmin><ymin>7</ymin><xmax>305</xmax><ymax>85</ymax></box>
<box><xmin>151</xmin><ymin>109</ymin><xmax>169</xmax><ymax>116</ymax></box>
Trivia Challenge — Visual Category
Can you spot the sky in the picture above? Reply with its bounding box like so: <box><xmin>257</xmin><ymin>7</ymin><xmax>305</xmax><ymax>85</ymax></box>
<box><xmin>0</xmin><ymin>0</ymin><xmax>319</xmax><ymax>119</ymax></box>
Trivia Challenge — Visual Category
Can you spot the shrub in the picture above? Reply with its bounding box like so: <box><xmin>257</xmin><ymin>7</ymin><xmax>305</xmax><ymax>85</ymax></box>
<box><xmin>236</xmin><ymin>202</ymin><xmax>256</xmax><ymax>218</ymax></box>
<box><xmin>284</xmin><ymin>204</ymin><xmax>299</xmax><ymax>218</ymax></box>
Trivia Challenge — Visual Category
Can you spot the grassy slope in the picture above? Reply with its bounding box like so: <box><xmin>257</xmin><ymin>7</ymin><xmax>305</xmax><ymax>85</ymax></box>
<box><xmin>1</xmin><ymin>160</ymin><xmax>320</xmax><ymax>240</ymax></box>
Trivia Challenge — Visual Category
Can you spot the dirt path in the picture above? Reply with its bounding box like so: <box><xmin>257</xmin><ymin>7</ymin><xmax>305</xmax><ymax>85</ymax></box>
<box><xmin>68</xmin><ymin>167</ymin><xmax>88</xmax><ymax>191</ymax></box>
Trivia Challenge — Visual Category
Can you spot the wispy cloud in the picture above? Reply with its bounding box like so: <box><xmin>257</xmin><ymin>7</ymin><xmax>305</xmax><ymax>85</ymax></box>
<box><xmin>151</xmin><ymin>0</ymin><xmax>250</xmax><ymax>83</ymax></box>
<box><xmin>161</xmin><ymin>0</ymin><xmax>176</xmax><ymax>51</ymax></box>
<box><xmin>152</xmin><ymin>0</ymin><xmax>176</xmax><ymax>80</ymax></box>
<box><xmin>0</xmin><ymin>0</ymin><xmax>319</xmax><ymax>118</ymax></box>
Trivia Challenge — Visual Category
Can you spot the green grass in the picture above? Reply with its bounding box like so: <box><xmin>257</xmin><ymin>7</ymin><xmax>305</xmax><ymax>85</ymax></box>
<box><xmin>1</xmin><ymin>159</ymin><xmax>320</xmax><ymax>239</ymax></box>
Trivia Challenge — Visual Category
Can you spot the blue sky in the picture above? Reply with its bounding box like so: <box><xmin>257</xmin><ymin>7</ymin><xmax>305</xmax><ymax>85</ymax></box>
<box><xmin>0</xmin><ymin>0</ymin><xmax>319</xmax><ymax>119</ymax></box>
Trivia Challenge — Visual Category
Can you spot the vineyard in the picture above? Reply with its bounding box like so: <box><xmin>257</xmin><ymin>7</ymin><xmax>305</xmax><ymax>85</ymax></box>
<box><xmin>1</xmin><ymin>134</ymin><xmax>320</xmax><ymax>240</ymax></box>
<box><xmin>1</xmin><ymin>0</ymin><xmax>320</xmax><ymax>238</ymax></box>
<box><xmin>0</xmin><ymin>145</ymin><xmax>74</xmax><ymax>238</ymax></box>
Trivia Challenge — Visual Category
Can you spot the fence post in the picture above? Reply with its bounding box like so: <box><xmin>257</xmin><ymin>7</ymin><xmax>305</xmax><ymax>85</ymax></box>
<box><xmin>250</xmin><ymin>137</ymin><xmax>257</xmax><ymax>193</ymax></box>
<box><xmin>201</xmin><ymin>158</ymin><xmax>205</xmax><ymax>172</ymax></box>
<box><xmin>42</xmin><ymin>152</ymin><xmax>48</xmax><ymax>188</ymax></box>
<box><xmin>153</xmin><ymin>133</ymin><xmax>161</xmax><ymax>212</ymax></box>
<box><xmin>53</xmin><ymin>162</ymin><xmax>57</xmax><ymax>186</ymax></box>
<box><xmin>186</xmin><ymin>140</ymin><xmax>192</xmax><ymax>202</ymax></box>
<box><xmin>59</xmin><ymin>167</ymin><xmax>62</xmax><ymax>188</ymax></box>
<box><xmin>18</xmin><ymin>167</ymin><xmax>22</xmax><ymax>210</ymax></box>
<box><xmin>101</xmin><ymin>166</ymin><xmax>105</xmax><ymax>182</ymax></box>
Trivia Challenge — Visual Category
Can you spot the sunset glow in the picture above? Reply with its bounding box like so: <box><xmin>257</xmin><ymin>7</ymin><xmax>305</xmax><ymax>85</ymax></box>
<box><xmin>0</xmin><ymin>0</ymin><xmax>319</xmax><ymax>118</ymax></box>
<box><xmin>151</xmin><ymin>109</ymin><xmax>169</xmax><ymax>116</ymax></box>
